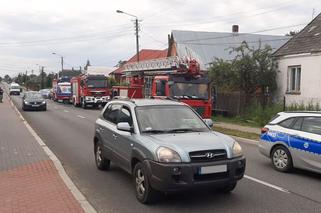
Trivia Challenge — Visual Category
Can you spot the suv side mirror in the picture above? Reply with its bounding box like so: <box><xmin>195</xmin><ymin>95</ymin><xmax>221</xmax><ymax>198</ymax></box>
<box><xmin>117</xmin><ymin>122</ymin><xmax>132</xmax><ymax>132</ymax></box>
<box><xmin>203</xmin><ymin>119</ymin><xmax>214</xmax><ymax>128</ymax></box>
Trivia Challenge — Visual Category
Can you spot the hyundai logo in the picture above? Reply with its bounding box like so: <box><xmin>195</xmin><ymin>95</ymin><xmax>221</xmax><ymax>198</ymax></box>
<box><xmin>205</xmin><ymin>152</ymin><xmax>215</xmax><ymax>158</ymax></box>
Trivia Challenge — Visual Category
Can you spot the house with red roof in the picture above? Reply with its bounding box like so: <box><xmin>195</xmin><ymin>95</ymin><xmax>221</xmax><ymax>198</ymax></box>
<box><xmin>111</xmin><ymin>49</ymin><xmax>168</xmax><ymax>83</ymax></box>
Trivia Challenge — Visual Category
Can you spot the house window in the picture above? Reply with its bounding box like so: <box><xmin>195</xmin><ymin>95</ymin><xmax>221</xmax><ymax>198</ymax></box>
<box><xmin>287</xmin><ymin>66</ymin><xmax>301</xmax><ymax>93</ymax></box>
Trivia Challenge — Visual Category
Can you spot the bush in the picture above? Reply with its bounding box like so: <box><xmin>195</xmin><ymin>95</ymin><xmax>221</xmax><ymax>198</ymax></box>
<box><xmin>243</xmin><ymin>103</ymin><xmax>283</xmax><ymax>127</ymax></box>
<box><xmin>286</xmin><ymin>102</ymin><xmax>321</xmax><ymax>111</ymax></box>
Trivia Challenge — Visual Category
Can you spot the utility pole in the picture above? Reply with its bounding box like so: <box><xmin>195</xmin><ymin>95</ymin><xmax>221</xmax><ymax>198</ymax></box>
<box><xmin>25</xmin><ymin>70</ymin><xmax>28</xmax><ymax>86</ymax></box>
<box><xmin>61</xmin><ymin>56</ymin><xmax>64</xmax><ymax>72</ymax></box>
<box><xmin>41</xmin><ymin>66</ymin><xmax>44</xmax><ymax>89</ymax></box>
<box><xmin>116</xmin><ymin>10</ymin><xmax>140</xmax><ymax>62</ymax></box>
<box><xmin>135</xmin><ymin>18</ymin><xmax>140</xmax><ymax>62</ymax></box>
<box><xmin>52</xmin><ymin>52</ymin><xmax>64</xmax><ymax>79</ymax></box>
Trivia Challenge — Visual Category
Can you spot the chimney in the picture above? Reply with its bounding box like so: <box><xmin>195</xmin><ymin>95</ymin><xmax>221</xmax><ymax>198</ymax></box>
<box><xmin>232</xmin><ymin>25</ymin><xmax>239</xmax><ymax>33</ymax></box>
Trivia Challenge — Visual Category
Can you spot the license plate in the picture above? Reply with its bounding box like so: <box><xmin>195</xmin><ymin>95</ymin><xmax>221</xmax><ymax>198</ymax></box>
<box><xmin>32</xmin><ymin>105</ymin><xmax>39</xmax><ymax>107</ymax></box>
<box><xmin>199</xmin><ymin>165</ymin><xmax>227</xmax><ymax>174</ymax></box>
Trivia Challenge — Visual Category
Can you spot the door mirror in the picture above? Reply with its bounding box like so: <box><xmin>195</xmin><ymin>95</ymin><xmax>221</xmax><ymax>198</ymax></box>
<box><xmin>117</xmin><ymin>122</ymin><xmax>132</xmax><ymax>132</ymax></box>
<box><xmin>203</xmin><ymin>119</ymin><xmax>214</xmax><ymax>128</ymax></box>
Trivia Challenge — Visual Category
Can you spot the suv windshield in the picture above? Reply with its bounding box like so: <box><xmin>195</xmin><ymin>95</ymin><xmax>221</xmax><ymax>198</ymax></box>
<box><xmin>170</xmin><ymin>83</ymin><xmax>209</xmax><ymax>100</ymax></box>
<box><xmin>136</xmin><ymin>105</ymin><xmax>209</xmax><ymax>134</ymax></box>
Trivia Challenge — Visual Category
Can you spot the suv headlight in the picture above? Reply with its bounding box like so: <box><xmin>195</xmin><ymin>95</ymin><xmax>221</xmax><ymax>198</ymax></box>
<box><xmin>232</xmin><ymin>141</ymin><xmax>243</xmax><ymax>157</ymax></box>
<box><xmin>156</xmin><ymin>147</ymin><xmax>181</xmax><ymax>163</ymax></box>
<box><xmin>42</xmin><ymin>101</ymin><xmax>46</xmax><ymax>104</ymax></box>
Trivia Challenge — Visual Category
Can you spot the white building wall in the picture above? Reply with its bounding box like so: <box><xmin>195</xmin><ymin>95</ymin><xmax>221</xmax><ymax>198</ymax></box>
<box><xmin>276</xmin><ymin>53</ymin><xmax>321</xmax><ymax>106</ymax></box>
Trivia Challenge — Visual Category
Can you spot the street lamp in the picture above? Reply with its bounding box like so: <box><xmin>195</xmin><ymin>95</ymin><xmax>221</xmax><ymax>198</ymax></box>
<box><xmin>52</xmin><ymin>52</ymin><xmax>64</xmax><ymax>78</ymax></box>
<box><xmin>116</xmin><ymin>10</ymin><xmax>140</xmax><ymax>62</ymax></box>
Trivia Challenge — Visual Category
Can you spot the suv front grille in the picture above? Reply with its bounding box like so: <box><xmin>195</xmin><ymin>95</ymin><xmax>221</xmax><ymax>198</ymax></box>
<box><xmin>189</xmin><ymin>149</ymin><xmax>227</xmax><ymax>163</ymax></box>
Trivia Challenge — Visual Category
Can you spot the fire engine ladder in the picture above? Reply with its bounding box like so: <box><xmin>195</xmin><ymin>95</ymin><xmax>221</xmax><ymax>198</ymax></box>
<box><xmin>123</xmin><ymin>56</ymin><xmax>189</xmax><ymax>76</ymax></box>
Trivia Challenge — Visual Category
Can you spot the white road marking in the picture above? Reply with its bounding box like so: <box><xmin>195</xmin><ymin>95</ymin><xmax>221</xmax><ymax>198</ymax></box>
<box><xmin>77</xmin><ymin>115</ymin><xmax>86</xmax><ymax>119</ymax></box>
<box><xmin>6</xmin><ymin>93</ymin><xmax>96</xmax><ymax>213</ymax></box>
<box><xmin>244</xmin><ymin>175</ymin><xmax>290</xmax><ymax>193</ymax></box>
<box><xmin>64</xmin><ymin>110</ymin><xmax>69</xmax><ymax>113</ymax></box>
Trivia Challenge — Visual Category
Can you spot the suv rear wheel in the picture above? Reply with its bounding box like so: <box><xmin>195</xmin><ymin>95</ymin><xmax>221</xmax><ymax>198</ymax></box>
<box><xmin>133</xmin><ymin>162</ymin><xmax>159</xmax><ymax>204</ymax></box>
<box><xmin>271</xmin><ymin>146</ymin><xmax>293</xmax><ymax>172</ymax></box>
<box><xmin>94</xmin><ymin>143</ymin><xmax>110</xmax><ymax>170</ymax></box>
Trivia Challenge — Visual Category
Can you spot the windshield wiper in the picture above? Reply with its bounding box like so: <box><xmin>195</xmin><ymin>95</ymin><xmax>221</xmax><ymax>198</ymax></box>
<box><xmin>166</xmin><ymin>128</ymin><xmax>202</xmax><ymax>133</ymax></box>
<box><xmin>141</xmin><ymin>129</ymin><xmax>168</xmax><ymax>134</ymax></box>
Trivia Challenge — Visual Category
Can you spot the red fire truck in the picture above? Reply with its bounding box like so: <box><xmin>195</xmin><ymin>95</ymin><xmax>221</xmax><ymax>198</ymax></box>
<box><xmin>112</xmin><ymin>57</ymin><xmax>212</xmax><ymax>118</ymax></box>
<box><xmin>71</xmin><ymin>73</ymin><xmax>110</xmax><ymax>108</ymax></box>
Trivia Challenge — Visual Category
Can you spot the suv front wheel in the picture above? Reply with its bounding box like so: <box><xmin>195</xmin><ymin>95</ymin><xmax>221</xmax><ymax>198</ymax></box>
<box><xmin>133</xmin><ymin>162</ymin><xmax>159</xmax><ymax>204</ymax></box>
<box><xmin>94</xmin><ymin>143</ymin><xmax>110</xmax><ymax>170</ymax></box>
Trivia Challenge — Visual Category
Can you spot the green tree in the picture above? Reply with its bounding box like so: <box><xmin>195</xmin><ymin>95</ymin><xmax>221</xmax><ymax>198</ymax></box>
<box><xmin>4</xmin><ymin>74</ymin><xmax>12</xmax><ymax>83</ymax></box>
<box><xmin>209</xmin><ymin>41</ymin><xmax>278</xmax><ymax>103</ymax></box>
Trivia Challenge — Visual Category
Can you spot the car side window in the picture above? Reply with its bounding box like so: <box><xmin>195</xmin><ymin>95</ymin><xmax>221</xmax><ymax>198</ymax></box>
<box><xmin>292</xmin><ymin>117</ymin><xmax>303</xmax><ymax>130</ymax></box>
<box><xmin>301</xmin><ymin>117</ymin><xmax>321</xmax><ymax>135</ymax></box>
<box><xmin>118</xmin><ymin>106</ymin><xmax>133</xmax><ymax>126</ymax></box>
<box><xmin>278</xmin><ymin>118</ymin><xmax>296</xmax><ymax>128</ymax></box>
<box><xmin>103</xmin><ymin>104</ymin><xmax>121</xmax><ymax>124</ymax></box>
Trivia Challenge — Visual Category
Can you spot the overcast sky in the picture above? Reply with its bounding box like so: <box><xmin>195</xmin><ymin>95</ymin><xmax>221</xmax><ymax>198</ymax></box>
<box><xmin>0</xmin><ymin>0</ymin><xmax>320</xmax><ymax>77</ymax></box>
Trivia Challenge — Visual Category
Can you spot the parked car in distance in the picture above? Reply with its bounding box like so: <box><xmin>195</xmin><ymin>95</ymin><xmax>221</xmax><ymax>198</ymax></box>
<box><xmin>22</xmin><ymin>91</ymin><xmax>47</xmax><ymax>111</ymax></box>
<box><xmin>259</xmin><ymin>112</ymin><xmax>321</xmax><ymax>174</ymax></box>
<box><xmin>39</xmin><ymin>89</ymin><xmax>51</xmax><ymax>99</ymax></box>
<box><xmin>94</xmin><ymin>99</ymin><xmax>246</xmax><ymax>204</ymax></box>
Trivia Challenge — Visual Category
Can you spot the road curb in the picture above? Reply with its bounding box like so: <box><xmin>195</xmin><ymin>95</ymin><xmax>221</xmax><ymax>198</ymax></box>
<box><xmin>5</xmin><ymin>91</ymin><xmax>97</xmax><ymax>213</ymax></box>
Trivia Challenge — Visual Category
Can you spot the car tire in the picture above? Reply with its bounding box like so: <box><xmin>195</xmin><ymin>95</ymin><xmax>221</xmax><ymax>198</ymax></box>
<box><xmin>133</xmin><ymin>162</ymin><xmax>159</xmax><ymax>204</ymax></box>
<box><xmin>94</xmin><ymin>143</ymin><xmax>110</xmax><ymax>170</ymax></box>
<box><xmin>217</xmin><ymin>182</ymin><xmax>237</xmax><ymax>193</ymax></box>
<box><xmin>271</xmin><ymin>146</ymin><xmax>293</xmax><ymax>172</ymax></box>
<box><xmin>43</xmin><ymin>106</ymin><xmax>47</xmax><ymax>111</ymax></box>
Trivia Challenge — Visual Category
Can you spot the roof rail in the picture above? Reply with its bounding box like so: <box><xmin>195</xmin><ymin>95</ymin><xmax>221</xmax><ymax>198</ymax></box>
<box><xmin>283</xmin><ymin>111</ymin><xmax>321</xmax><ymax>114</ymax></box>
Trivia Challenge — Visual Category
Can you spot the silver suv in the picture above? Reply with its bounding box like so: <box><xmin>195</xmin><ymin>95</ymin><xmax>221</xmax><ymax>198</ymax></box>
<box><xmin>93</xmin><ymin>99</ymin><xmax>246</xmax><ymax>203</ymax></box>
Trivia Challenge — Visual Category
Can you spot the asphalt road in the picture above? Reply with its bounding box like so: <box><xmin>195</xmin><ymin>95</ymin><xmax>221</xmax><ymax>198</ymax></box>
<box><xmin>9</xmin><ymin>94</ymin><xmax>321</xmax><ymax>213</ymax></box>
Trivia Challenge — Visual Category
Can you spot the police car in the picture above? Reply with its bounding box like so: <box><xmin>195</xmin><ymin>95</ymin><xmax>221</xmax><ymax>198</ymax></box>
<box><xmin>259</xmin><ymin>112</ymin><xmax>321</xmax><ymax>174</ymax></box>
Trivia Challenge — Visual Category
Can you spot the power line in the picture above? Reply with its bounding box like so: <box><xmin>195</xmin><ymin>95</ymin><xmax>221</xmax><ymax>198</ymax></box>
<box><xmin>181</xmin><ymin>33</ymin><xmax>318</xmax><ymax>46</ymax></box>
<box><xmin>143</xmin><ymin>0</ymin><xmax>298</xmax><ymax>29</ymax></box>
<box><xmin>178</xmin><ymin>23</ymin><xmax>306</xmax><ymax>43</ymax></box>
<box><xmin>0</xmin><ymin>32</ymin><xmax>133</xmax><ymax>47</ymax></box>
<box><xmin>0</xmin><ymin>23</ymin><xmax>132</xmax><ymax>45</ymax></box>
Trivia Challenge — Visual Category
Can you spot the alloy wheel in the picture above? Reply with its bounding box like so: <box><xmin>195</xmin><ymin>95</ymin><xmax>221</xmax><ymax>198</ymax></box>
<box><xmin>136</xmin><ymin>169</ymin><xmax>146</xmax><ymax>197</ymax></box>
<box><xmin>273</xmin><ymin>149</ymin><xmax>288</xmax><ymax>169</ymax></box>
<box><xmin>96</xmin><ymin>145</ymin><xmax>102</xmax><ymax>166</ymax></box>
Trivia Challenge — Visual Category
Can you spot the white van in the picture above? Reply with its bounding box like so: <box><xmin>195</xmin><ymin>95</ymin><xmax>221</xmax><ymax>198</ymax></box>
<box><xmin>9</xmin><ymin>83</ymin><xmax>21</xmax><ymax>95</ymax></box>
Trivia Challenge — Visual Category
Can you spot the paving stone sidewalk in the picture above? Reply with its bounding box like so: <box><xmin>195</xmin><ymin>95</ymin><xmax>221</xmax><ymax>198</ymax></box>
<box><xmin>0</xmin><ymin>93</ymin><xmax>84</xmax><ymax>213</ymax></box>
